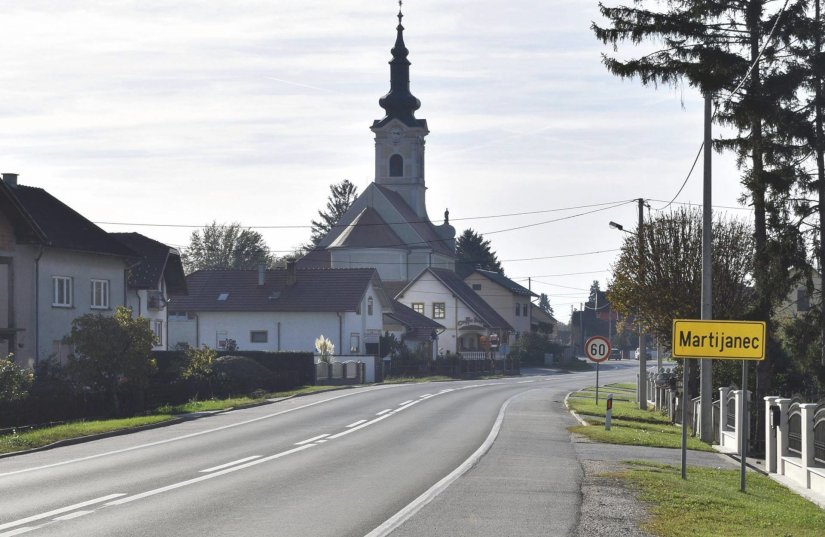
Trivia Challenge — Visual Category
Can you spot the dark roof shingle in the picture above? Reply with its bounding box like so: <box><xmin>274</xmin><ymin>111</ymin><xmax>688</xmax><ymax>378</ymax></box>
<box><xmin>111</xmin><ymin>232</ymin><xmax>187</xmax><ymax>294</ymax></box>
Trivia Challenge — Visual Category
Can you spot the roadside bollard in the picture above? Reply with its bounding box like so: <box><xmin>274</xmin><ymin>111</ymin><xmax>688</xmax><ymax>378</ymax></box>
<box><xmin>605</xmin><ymin>393</ymin><xmax>613</xmax><ymax>431</ymax></box>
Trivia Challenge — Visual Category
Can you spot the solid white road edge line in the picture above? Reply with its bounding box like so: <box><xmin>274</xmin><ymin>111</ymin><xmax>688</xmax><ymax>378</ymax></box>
<box><xmin>0</xmin><ymin>493</ymin><xmax>126</xmax><ymax>531</ymax></box>
<box><xmin>52</xmin><ymin>510</ymin><xmax>93</xmax><ymax>521</ymax></box>
<box><xmin>363</xmin><ymin>392</ymin><xmax>517</xmax><ymax>537</ymax></box>
<box><xmin>199</xmin><ymin>456</ymin><xmax>261</xmax><ymax>473</ymax></box>
<box><xmin>0</xmin><ymin>526</ymin><xmax>38</xmax><ymax>536</ymax></box>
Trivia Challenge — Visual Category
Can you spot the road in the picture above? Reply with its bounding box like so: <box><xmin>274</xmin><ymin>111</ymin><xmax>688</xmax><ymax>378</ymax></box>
<box><xmin>0</xmin><ymin>362</ymin><xmax>640</xmax><ymax>537</ymax></box>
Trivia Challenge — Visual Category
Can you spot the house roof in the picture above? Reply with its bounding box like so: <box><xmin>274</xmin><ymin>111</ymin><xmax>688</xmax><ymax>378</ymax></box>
<box><xmin>169</xmin><ymin>267</ymin><xmax>388</xmax><ymax>313</ymax></box>
<box><xmin>398</xmin><ymin>267</ymin><xmax>514</xmax><ymax>331</ymax></box>
<box><xmin>0</xmin><ymin>180</ymin><xmax>135</xmax><ymax>258</ymax></box>
<box><xmin>530</xmin><ymin>304</ymin><xmax>555</xmax><ymax>325</ymax></box>
<box><xmin>471</xmin><ymin>269</ymin><xmax>537</xmax><ymax>298</ymax></box>
<box><xmin>328</xmin><ymin>207</ymin><xmax>405</xmax><ymax>249</ymax></box>
<box><xmin>384</xmin><ymin>300</ymin><xmax>444</xmax><ymax>340</ymax></box>
<box><xmin>111</xmin><ymin>232</ymin><xmax>188</xmax><ymax>294</ymax></box>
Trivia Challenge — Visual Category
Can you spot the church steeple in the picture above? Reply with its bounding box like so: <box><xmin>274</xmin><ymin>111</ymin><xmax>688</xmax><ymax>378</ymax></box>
<box><xmin>375</xmin><ymin>2</ymin><xmax>425</xmax><ymax>129</ymax></box>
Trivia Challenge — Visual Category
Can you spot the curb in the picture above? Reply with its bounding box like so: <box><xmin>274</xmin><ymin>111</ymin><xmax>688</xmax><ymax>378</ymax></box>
<box><xmin>564</xmin><ymin>391</ymin><xmax>590</xmax><ymax>426</ymax></box>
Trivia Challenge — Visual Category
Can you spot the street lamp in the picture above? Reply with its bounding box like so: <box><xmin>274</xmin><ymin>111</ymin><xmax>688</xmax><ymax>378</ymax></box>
<box><xmin>609</xmin><ymin>198</ymin><xmax>648</xmax><ymax>410</ymax></box>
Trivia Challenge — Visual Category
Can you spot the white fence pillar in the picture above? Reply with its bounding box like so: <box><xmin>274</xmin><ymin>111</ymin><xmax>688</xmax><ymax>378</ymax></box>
<box><xmin>800</xmin><ymin>403</ymin><xmax>817</xmax><ymax>468</ymax></box>
<box><xmin>718</xmin><ymin>387</ymin><xmax>731</xmax><ymax>432</ymax></box>
<box><xmin>764</xmin><ymin>396</ymin><xmax>779</xmax><ymax>473</ymax></box>
<box><xmin>775</xmin><ymin>398</ymin><xmax>792</xmax><ymax>465</ymax></box>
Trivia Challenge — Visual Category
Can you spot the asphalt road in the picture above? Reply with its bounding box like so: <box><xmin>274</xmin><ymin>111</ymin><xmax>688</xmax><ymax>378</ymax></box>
<box><xmin>0</xmin><ymin>362</ymin><xmax>640</xmax><ymax>537</ymax></box>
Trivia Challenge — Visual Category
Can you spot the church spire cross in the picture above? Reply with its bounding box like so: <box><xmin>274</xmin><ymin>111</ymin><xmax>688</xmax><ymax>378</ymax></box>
<box><xmin>378</xmin><ymin>1</ymin><xmax>421</xmax><ymax>127</ymax></box>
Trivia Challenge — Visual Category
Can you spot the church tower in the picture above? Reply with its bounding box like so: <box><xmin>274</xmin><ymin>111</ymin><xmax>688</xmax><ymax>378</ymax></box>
<box><xmin>371</xmin><ymin>5</ymin><xmax>429</xmax><ymax>220</ymax></box>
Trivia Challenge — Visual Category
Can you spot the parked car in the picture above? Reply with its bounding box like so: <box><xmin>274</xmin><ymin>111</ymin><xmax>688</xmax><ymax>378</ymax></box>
<box><xmin>609</xmin><ymin>348</ymin><xmax>622</xmax><ymax>360</ymax></box>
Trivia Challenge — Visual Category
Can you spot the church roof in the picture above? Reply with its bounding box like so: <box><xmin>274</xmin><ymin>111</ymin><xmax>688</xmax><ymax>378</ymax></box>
<box><xmin>328</xmin><ymin>207</ymin><xmax>405</xmax><ymax>249</ymax></box>
<box><xmin>374</xmin><ymin>184</ymin><xmax>454</xmax><ymax>257</ymax></box>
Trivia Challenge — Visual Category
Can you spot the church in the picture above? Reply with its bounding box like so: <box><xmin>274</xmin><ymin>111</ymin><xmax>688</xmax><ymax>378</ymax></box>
<box><xmin>299</xmin><ymin>7</ymin><xmax>457</xmax><ymax>283</ymax></box>
<box><xmin>299</xmin><ymin>7</ymin><xmax>517</xmax><ymax>355</ymax></box>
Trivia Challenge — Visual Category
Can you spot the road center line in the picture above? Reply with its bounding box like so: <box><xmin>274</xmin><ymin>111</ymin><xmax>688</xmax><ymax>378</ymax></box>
<box><xmin>295</xmin><ymin>434</ymin><xmax>330</xmax><ymax>446</ymax></box>
<box><xmin>53</xmin><ymin>511</ymin><xmax>93</xmax><ymax>521</ymax></box>
<box><xmin>346</xmin><ymin>419</ymin><xmax>368</xmax><ymax>428</ymax></box>
<box><xmin>376</xmin><ymin>409</ymin><xmax>393</xmax><ymax>416</ymax></box>
<box><xmin>327</xmin><ymin>414</ymin><xmax>393</xmax><ymax>440</ymax></box>
<box><xmin>399</xmin><ymin>400</ymin><xmax>413</xmax><ymax>406</ymax></box>
<box><xmin>106</xmin><ymin>445</ymin><xmax>316</xmax><ymax>507</ymax></box>
<box><xmin>0</xmin><ymin>526</ymin><xmax>39</xmax><ymax>536</ymax></box>
<box><xmin>0</xmin><ymin>494</ymin><xmax>126</xmax><ymax>532</ymax></box>
<box><xmin>199</xmin><ymin>456</ymin><xmax>261</xmax><ymax>473</ymax></box>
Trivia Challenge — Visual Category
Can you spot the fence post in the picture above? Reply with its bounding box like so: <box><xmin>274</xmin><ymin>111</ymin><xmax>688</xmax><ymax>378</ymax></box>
<box><xmin>800</xmin><ymin>403</ymin><xmax>817</xmax><ymax>468</ymax></box>
<box><xmin>719</xmin><ymin>387</ymin><xmax>730</xmax><ymax>432</ymax></box>
<box><xmin>764</xmin><ymin>396</ymin><xmax>779</xmax><ymax>473</ymax></box>
<box><xmin>774</xmin><ymin>398</ymin><xmax>792</xmax><ymax>473</ymax></box>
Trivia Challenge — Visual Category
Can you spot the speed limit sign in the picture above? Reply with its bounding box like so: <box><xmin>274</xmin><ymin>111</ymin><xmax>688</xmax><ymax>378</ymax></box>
<box><xmin>585</xmin><ymin>336</ymin><xmax>611</xmax><ymax>363</ymax></box>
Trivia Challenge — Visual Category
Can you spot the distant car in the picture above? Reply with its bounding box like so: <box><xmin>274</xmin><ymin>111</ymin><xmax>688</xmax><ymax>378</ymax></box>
<box><xmin>609</xmin><ymin>348</ymin><xmax>622</xmax><ymax>360</ymax></box>
<box><xmin>634</xmin><ymin>347</ymin><xmax>640</xmax><ymax>359</ymax></box>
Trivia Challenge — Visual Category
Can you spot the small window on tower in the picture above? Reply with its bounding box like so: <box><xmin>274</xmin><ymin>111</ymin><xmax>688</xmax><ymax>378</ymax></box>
<box><xmin>389</xmin><ymin>154</ymin><xmax>403</xmax><ymax>177</ymax></box>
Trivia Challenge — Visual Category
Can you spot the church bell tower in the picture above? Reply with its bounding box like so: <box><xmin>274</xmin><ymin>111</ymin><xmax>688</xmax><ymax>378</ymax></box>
<box><xmin>371</xmin><ymin>4</ymin><xmax>429</xmax><ymax>219</ymax></box>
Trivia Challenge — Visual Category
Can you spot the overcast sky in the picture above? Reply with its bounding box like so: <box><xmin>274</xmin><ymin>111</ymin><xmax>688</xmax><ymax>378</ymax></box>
<box><xmin>1</xmin><ymin>0</ymin><xmax>750</xmax><ymax>321</ymax></box>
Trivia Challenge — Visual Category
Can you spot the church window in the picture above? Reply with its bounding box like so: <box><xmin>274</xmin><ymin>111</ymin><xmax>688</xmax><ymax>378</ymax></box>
<box><xmin>389</xmin><ymin>154</ymin><xmax>403</xmax><ymax>177</ymax></box>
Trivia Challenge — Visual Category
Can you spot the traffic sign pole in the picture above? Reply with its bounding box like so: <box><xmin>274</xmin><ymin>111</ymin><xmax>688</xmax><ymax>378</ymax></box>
<box><xmin>585</xmin><ymin>336</ymin><xmax>611</xmax><ymax>407</ymax></box>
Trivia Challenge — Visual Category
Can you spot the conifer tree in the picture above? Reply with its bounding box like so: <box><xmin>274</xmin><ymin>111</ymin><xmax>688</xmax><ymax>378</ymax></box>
<box><xmin>310</xmin><ymin>180</ymin><xmax>359</xmax><ymax>247</ymax></box>
<box><xmin>455</xmin><ymin>229</ymin><xmax>503</xmax><ymax>278</ymax></box>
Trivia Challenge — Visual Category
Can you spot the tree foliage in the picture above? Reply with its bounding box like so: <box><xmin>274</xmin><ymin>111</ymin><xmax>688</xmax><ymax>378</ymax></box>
<box><xmin>182</xmin><ymin>221</ymin><xmax>273</xmax><ymax>273</ymax></box>
<box><xmin>538</xmin><ymin>293</ymin><xmax>554</xmax><ymax>317</ymax></box>
<box><xmin>66</xmin><ymin>307</ymin><xmax>157</xmax><ymax>416</ymax></box>
<box><xmin>310</xmin><ymin>179</ymin><xmax>359</xmax><ymax>247</ymax></box>
<box><xmin>608</xmin><ymin>207</ymin><xmax>754</xmax><ymax>347</ymax></box>
<box><xmin>0</xmin><ymin>354</ymin><xmax>34</xmax><ymax>402</ymax></box>
<box><xmin>455</xmin><ymin>228</ymin><xmax>503</xmax><ymax>278</ymax></box>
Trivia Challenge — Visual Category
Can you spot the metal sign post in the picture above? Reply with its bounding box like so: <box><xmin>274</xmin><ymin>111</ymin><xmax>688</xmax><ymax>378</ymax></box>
<box><xmin>585</xmin><ymin>335</ymin><xmax>610</xmax><ymax>406</ymax></box>
<box><xmin>672</xmin><ymin>319</ymin><xmax>766</xmax><ymax>485</ymax></box>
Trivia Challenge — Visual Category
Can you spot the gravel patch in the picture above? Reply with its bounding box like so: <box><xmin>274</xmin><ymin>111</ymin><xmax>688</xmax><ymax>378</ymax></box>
<box><xmin>575</xmin><ymin>459</ymin><xmax>655</xmax><ymax>537</ymax></box>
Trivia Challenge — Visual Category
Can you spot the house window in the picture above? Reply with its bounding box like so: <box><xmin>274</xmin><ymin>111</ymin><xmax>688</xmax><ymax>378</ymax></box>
<box><xmin>250</xmin><ymin>330</ymin><xmax>268</xmax><ymax>343</ymax></box>
<box><xmin>515</xmin><ymin>303</ymin><xmax>521</xmax><ymax>316</ymax></box>
<box><xmin>412</xmin><ymin>303</ymin><xmax>424</xmax><ymax>314</ymax></box>
<box><xmin>153</xmin><ymin>320</ymin><xmax>163</xmax><ymax>346</ymax></box>
<box><xmin>472</xmin><ymin>284</ymin><xmax>482</xmax><ymax>291</ymax></box>
<box><xmin>350</xmin><ymin>333</ymin><xmax>360</xmax><ymax>353</ymax></box>
<box><xmin>367</xmin><ymin>296</ymin><xmax>374</xmax><ymax>315</ymax></box>
<box><xmin>797</xmin><ymin>288</ymin><xmax>810</xmax><ymax>312</ymax></box>
<box><xmin>389</xmin><ymin>154</ymin><xmax>403</xmax><ymax>177</ymax></box>
<box><xmin>91</xmin><ymin>279</ymin><xmax>110</xmax><ymax>309</ymax></box>
<box><xmin>433</xmin><ymin>302</ymin><xmax>446</xmax><ymax>319</ymax></box>
<box><xmin>53</xmin><ymin>276</ymin><xmax>73</xmax><ymax>307</ymax></box>
<box><xmin>356</xmin><ymin>303</ymin><xmax>361</xmax><ymax>315</ymax></box>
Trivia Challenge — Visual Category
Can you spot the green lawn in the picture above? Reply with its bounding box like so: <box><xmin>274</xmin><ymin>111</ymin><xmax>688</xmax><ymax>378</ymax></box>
<box><xmin>622</xmin><ymin>462</ymin><xmax>825</xmax><ymax>536</ymax></box>
<box><xmin>0</xmin><ymin>385</ymin><xmax>344</xmax><ymax>455</ymax></box>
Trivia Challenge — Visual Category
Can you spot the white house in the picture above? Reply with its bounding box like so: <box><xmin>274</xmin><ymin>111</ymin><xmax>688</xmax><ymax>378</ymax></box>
<box><xmin>0</xmin><ymin>173</ymin><xmax>137</xmax><ymax>366</ymax></box>
<box><xmin>167</xmin><ymin>263</ymin><xmax>391</xmax><ymax>357</ymax></box>
<box><xmin>111</xmin><ymin>233</ymin><xmax>187</xmax><ymax>350</ymax></box>
<box><xmin>395</xmin><ymin>267</ymin><xmax>513</xmax><ymax>354</ymax></box>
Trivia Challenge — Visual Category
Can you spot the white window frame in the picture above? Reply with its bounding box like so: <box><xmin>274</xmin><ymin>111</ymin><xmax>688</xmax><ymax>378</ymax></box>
<box><xmin>90</xmin><ymin>279</ymin><xmax>110</xmax><ymax>309</ymax></box>
<box><xmin>52</xmin><ymin>276</ymin><xmax>73</xmax><ymax>307</ymax></box>
<box><xmin>433</xmin><ymin>302</ymin><xmax>446</xmax><ymax>319</ymax></box>
<box><xmin>153</xmin><ymin>320</ymin><xmax>163</xmax><ymax>346</ymax></box>
<box><xmin>367</xmin><ymin>296</ymin><xmax>374</xmax><ymax>316</ymax></box>
<box><xmin>412</xmin><ymin>303</ymin><xmax>424</xmax><ymax>314</ymax></box>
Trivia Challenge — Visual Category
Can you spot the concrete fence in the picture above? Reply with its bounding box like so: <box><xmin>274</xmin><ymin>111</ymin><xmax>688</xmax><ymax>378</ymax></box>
<box><xmin>763</xmin><ymin>396</ymin><xmax>825</xmax><ymax>496</ymax></box>
<box><xmin>315</xmin><ymin>358</ymin><xmax>368</xmax><ymax>385</ymax></box>
<box><xmin>716</xmin><ymin>387</ymin><xmax>750</xmax><ymax>453</ymax></box>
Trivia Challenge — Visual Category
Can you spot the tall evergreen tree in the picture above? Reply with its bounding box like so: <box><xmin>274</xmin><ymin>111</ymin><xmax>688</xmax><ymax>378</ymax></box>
<box><xmin>310</xmin><ymin>179</ymin><xmax>359</xmax><ymax>247</ymax></box>
<box><xmin>593</xmin><ymin>0</ymin><xmax>805</xmax><ymax>400</ymax></box>
<box><xmin>538</xmin><ymin>293</ymin><xmax>554</xmax><ymax>317</ymax></box>
<box><xmin>455</xmin><ymin>229</ymin><xmax>503</xmax><ymax>278</ymax></box>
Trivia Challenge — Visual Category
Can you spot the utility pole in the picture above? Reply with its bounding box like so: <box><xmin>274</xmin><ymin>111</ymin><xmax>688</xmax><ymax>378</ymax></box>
<box><xmin>700</xmin><ymin>92</ymin><xmax>714</xmax><ymax>443</ymax></box>
<box><xmin>638</xmin><ymin>197</ymin><xmax>647</xmax><ymax>410</ymax></box>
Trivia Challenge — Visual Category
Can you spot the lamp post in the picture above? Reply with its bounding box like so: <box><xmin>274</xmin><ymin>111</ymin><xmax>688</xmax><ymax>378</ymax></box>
<box><xmin>609</xmin><ymin>197</ymin><xmax>648</xmax><ymax>410</ymax></box>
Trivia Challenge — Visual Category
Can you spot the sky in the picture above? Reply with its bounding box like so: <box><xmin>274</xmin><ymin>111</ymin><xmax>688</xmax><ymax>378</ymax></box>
<box><xmin>0</xmin><ymin>0</ymin><xmax>752</xmax><ymax>323</ymax></box>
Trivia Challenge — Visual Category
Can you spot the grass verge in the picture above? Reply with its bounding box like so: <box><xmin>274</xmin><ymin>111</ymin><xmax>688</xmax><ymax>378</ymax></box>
<box><xmin>383</xmin><ymin>375</ymin><xmax>455</xmax><ymax>384</ymax></box>
<box><xmin>621</xmin><ymin>462</ymin><xmax>825</xmax><ymax>536</ymax></box>
<box><xmin>568</xmin><ymin>383</ymin><xmax>713</xmax><ymax>452</ymax></box>
<box><xmin>0</xmin><ymin>384</ymin><xmax>344</xmax><ymax>455</ymax></box>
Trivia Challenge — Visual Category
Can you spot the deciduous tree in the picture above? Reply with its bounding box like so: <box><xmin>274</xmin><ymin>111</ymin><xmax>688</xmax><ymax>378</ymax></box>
<box><xmin>182</xmin><ymin>221</ymin><xmax>273</xmax><ymax>273</ymax></box>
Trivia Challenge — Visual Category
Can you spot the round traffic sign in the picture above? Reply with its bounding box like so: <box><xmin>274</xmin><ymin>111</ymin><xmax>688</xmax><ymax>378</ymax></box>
<box><xmin>585</xmin><ymin>335</ymin><xmax>611</xmax><ymax>363</ymax></box>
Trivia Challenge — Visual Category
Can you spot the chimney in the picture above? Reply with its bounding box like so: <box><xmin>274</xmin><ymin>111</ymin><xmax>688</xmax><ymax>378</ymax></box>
<box><xmin>2</xmin><ymin>173</ymin><xmax>18</xmax><ymax>187</ymax></box>
<box><xmin>257</xmin><ymin>262</ymin><xmax>266</xmax><ymax>286</ymax></box>
<box><xmin>286</xmin><ymin>259</ymin><xmax>297</xmax><ymax>286</ymax></box>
